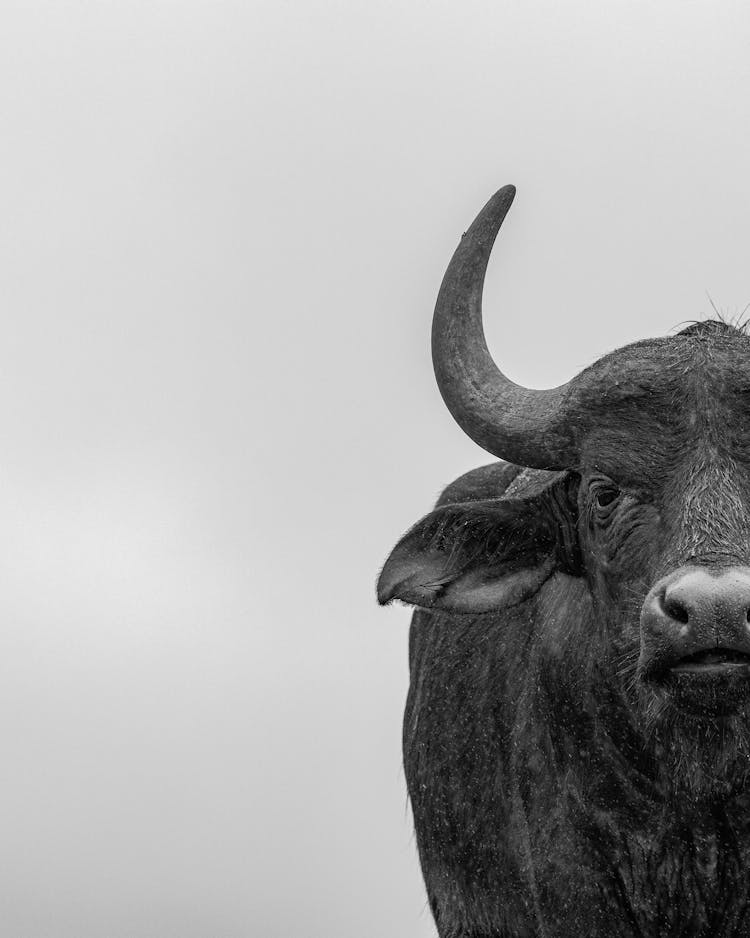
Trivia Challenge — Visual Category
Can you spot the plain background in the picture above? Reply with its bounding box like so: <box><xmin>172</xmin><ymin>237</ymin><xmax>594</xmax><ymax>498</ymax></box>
<box><xmin>3</xmin><ymin>2</ymin><xmax>750</xmax><ymax>936</ymax></box>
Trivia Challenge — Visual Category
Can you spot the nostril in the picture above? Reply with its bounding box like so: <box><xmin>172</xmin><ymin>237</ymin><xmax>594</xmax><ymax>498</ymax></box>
<box><xmin>663</xmin><ymin>595</ymin><xmax>690</xmax><ymax>624</ymax></box>
<box><xmin>646</xmin><ymin>568</ymin><xmax>750</xmax><ymax>640</ymax></box>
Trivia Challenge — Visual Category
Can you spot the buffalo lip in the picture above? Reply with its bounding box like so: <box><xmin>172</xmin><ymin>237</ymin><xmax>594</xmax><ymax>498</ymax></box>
<box><xmin>657</xmin><ymin>649</ymin><xmax>750</xmax><ymax>717</ymax></box>
<box><xmin>668</xmin><ymin>648</ymin><xmax>750</xmax><ymax>675</ymax></box>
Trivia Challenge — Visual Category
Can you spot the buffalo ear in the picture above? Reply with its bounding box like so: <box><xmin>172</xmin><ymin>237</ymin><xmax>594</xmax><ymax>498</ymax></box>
<box><xmin>377</xmin><ymin>473</ymin><xmax>579</xmax><ymax>614</ymax></box>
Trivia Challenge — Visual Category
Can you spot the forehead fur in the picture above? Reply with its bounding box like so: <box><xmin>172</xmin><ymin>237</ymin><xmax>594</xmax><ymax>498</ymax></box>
<box><xmin>572</xmin><ymin>320</ymin><xmax>750</xmax><ymax>483</ymax></box>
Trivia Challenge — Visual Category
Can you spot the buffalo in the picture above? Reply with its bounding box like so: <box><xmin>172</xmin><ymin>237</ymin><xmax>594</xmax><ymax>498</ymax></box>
<box><xmin>378</xmin><ymin>186</ymin><xmax>750</xmax><ymax>937</ymax></box>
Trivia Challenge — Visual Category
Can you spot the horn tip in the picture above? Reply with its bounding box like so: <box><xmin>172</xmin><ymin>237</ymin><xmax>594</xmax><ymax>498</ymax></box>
<box><xmin>474</xmin><ymin>185</ymin><xmax>516</xmax><ymax>229</ymax></box>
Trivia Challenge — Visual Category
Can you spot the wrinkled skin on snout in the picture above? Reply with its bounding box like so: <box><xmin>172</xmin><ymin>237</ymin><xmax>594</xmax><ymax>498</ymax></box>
<box><xmin>380</xmin><ymin>193</ymin><xmax>750</xmax><ymax>938</ymax></box>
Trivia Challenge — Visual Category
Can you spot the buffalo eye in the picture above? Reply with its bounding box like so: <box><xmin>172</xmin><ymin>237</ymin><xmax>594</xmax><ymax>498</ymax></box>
<box><xmin>594</xmin><ymin>486</ymin><xmax>620</xmax><ymax>510</ymax></box>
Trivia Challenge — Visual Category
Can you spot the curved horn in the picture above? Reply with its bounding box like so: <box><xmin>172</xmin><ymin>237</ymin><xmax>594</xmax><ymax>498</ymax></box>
<box><xmin>432</xmin><ymin>185</ymin><xmax>576</xmax><ymax>469</ymax></box>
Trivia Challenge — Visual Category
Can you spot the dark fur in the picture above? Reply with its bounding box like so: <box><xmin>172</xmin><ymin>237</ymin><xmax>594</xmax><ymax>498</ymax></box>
<box><xmin>382</xmin><ymin>322</ymin><xmax>750</xmax><ymax>937</ymax></box>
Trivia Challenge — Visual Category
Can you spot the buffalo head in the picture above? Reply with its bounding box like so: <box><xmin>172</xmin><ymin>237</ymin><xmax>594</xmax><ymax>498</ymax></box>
<box><xmin>379</xmin><ymin>186</ymin><xmax>750</xmax><ymax>796</ymax></box>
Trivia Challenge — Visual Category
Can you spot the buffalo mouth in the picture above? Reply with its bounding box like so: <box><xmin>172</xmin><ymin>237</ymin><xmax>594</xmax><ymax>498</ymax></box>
<box><xmin>669</xmin><ymin>648</ymin><xmax>750</xmax><ymax>674</ymax></box>
<box><xmin>655</xmin><ymin>648</ymin><xmax>750</xmax><ymax>716</ymax></box>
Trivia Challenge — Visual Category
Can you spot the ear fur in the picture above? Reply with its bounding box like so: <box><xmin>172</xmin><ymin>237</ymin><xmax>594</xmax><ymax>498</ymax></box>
<box><xmin>378</xmin><ymin>470</ymin><xmax>579</xmax><ymax>614</ymax></box>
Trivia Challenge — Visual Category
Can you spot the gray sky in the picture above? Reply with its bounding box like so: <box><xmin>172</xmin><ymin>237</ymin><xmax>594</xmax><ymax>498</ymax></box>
<box><xmin>1</xmin><ymin>1</ymin><xmax>750</xmax><ymax>936</ymax></box>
